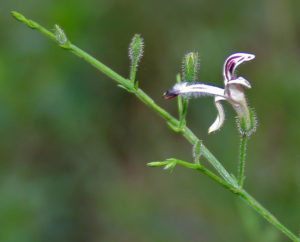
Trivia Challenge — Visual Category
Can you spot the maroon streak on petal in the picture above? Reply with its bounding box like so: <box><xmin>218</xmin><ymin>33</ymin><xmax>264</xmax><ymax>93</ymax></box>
<box><xmin>224</xmin><ymin>55</ymin><xmax>242</xmax><ymax>82</ymax></box>
<box><xmin>223</xmin><ymin>53</ymin><xmax>255</xmax><ymax>84</ymax></box>
<box><xmin>162</xmin><ymin>93</ymin><xmax>178</xmax><ymax>100</ymax></box>
<box><xmin>162</xmin><ymin>89</ymin><xmax>180</xmax><ymax>100</ymax></box>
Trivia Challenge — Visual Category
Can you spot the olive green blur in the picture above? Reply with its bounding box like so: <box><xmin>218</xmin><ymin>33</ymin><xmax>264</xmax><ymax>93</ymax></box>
<box><xmin>1</xmin><ymin>0</ymin><xmax>300</xmax><ymax>241</ymax></box>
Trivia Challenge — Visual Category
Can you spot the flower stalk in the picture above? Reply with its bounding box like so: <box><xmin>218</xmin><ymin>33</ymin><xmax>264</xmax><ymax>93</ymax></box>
<box><xmin>238</xmin><ymin>134</ymin><xmax>248</xmax><ymax>187</ymax></box>
<box><xmin>178</xmin><ymin>52</ymin><xmax>199</xmax><ymax>129</ymax></box>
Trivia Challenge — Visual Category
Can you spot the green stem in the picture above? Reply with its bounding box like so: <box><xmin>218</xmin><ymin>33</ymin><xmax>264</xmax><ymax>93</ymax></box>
<box><xmin>130</xmin><ymin>60</ymin><xmax>137</xmax><ymax>84</ymax></box>
<box><xmin>238</xmin><ymin>134</ymin><xmax>248</xmax><ymax>187</ymax></box>
<box><xmin>11</xmin><ymin>11</ymin><xmax>299</xmax><ymax>241</ymax></box>
<box><xmin>173</xmin><ymin>159</ymin><xmax>299</xmax><ymax>242</ymax></box>
<box><xmin>171</xmin><ymin>159</ymin><xmax>235</xmax><ymax>192</ymax></box>
<box><xmin>179</xmin><ymin>98</ymin><xmax>189</xmax><ymax>128</ymax></box>
<box><xmin>176</xmin><ymin>74</ymin><xmax>183</xmax><ymax>122</ymax></box>
<box><xmin>238</xmin><ymin>191</ymin><xmax>299</xmax><ymax>242</ymax></box>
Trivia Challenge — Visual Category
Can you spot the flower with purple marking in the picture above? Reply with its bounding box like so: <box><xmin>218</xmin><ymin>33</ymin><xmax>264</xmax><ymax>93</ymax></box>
<box><xmin>164</xmin><ymin>52</ymin><xmax>256</xmax><ymax>135</ymax></box>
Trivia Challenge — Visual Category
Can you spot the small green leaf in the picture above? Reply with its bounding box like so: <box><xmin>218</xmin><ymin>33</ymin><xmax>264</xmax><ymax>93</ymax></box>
<box><xmin>164</xmin><ymin>159</ymin><xmax>176</xmax><ymax>172</ymax></box>
<box><xmin>117</xmin><ymin>84</ymin><xmax>135</xmax><ymax>93</ymax></box>
<box><xmin>147</xmin><ymin>161</ymin><xmax>167</xmax><ymax>167</ymax></box>
<box><xmin>27</xmin><ymin>20</ymin><xmax>39</xmax><ymax>29</ymax></box>
<box><xmin>166</xmin><ymin>121</ymin><xmax>182</xmax><ymax>133</ymax></box>
<box><xmin>134</xmin><ymin>80</ymin><xmax>139</xmax><ymax>89</ymax></box>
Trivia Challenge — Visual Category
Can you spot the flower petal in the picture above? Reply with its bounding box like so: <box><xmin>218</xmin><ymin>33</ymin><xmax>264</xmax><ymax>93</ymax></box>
<box><xmin>208</xmin><ymin>96</ymin><xmax>226</xmax><ymax>133</ymax></box>
<box><xmin>223</xmin><ymin>53</ymin><xmax>255</xmax><ymax>85</ymax></box>
<box><xmin>164</xmin><ymin>82</ymin><xmax>225</xmax><ymax>99</ymax></box>
<box><xmin>227</xmin><ymin>77</ymin><xmax>252</xmax><ymax>88</ymax></box>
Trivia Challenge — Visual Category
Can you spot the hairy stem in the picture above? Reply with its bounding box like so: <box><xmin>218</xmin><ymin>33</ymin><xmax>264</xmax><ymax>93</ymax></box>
<box><xmin>238</xmin><ymin>134</ymin><xmax>248</xmax><ymax>187</ymax></box>
<box><xmin>11</xmin><ymin>11</ymin><xmax>299</xmax><ymax>242</ymax></box>
<box><xmin>130</xmin><ymin>61</ymin><xmax>137</xmax><ymax>84</ymax></box>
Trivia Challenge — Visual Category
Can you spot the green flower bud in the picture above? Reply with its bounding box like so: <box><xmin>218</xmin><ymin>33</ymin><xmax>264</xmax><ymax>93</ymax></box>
<box><xmin>11</xmin><ymin>11</ymin><xmax>26</xmax><ymax>23</ymax></box>
<box><xmin>129</xmin><ymin>34</ymin><xmax>144</xmax><ymax>63</ymax></box>
<box><xmin>11</xmin><ymin>11</ymin><xmax>38</xmax><ymax>29</ymax></box>
<box><xmin>54</xmin><ymin>24</ymin><xmax>68</xmax><ymax>45</ymax></box>
<box><xmin>129</xmin><ymin>34</ymin><xmax>144</xmax><ymax>84</ymax></box>
<box><xmin>182</xmin><ymin>52</ymin><xmax>199</xmax><ymax>83</ymax></box>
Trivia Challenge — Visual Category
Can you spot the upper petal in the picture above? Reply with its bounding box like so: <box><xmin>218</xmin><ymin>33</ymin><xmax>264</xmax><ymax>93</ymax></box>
<box><xmin>223</xmin><ymin>53</ymin><xmax>255</xmax><ymax>86</ymax></box>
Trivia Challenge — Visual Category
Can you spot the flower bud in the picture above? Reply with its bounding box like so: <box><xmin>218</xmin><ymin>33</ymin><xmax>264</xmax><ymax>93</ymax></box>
<box><xmin>129</xmin><ymin>34</ymin><xmax>144</xmax><ymax>84</ymax></box>
<box><xmin>129</xmin><ymin>34</ymin><xmax>144</xmax><ymax>65</ymax></box>
<box><xmin>147</xmin><ymin>161</ymin><xmax>167</xmax><ymax>167</ymax></box>
<box><xmin>11</xmin><ymin>11</ymin><xmax>26</xmax><ymax>23</ymax></box>
<box><xmin>182</xmin><ymin>52</ymin><xmax>199</xmax><ymax>83</ymax></box>
<box><xmin>11</xmin><ymin>11</ymin><xmax>38</xmax><ymax>29</ymax></box>
<box><xmin>54</xmin><ymin>24</ymin><xmax>68</xmax><ymax>45</ymax></box>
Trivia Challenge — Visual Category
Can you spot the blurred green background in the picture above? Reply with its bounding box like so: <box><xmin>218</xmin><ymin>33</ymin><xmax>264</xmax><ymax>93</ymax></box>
<box><xmin>0</xmin><ymin>0</ymin><xmax>299</xmax><ymax>241</ymax></box>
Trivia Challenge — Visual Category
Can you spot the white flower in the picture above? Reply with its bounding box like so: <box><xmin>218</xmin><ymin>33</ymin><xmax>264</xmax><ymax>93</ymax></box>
<box><xmin>164</xmin><ymin>53</ymin><xmax>255</xmax><ymax>134</ymax></box>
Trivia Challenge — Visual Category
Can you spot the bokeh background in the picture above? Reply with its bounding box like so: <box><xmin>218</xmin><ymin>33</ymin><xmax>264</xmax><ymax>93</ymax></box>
<box><xmin>0</xmin><ymin>0</ymin><xmax>299</xmax><ymax>241</ymax></box>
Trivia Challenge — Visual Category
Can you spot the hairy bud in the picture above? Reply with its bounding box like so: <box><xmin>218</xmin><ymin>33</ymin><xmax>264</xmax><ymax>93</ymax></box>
<box><xmin>182</xmin><ymin>52</ymin><xmax>199</xmax><ymax>83</ymax></box>
<box><xmin>54</xmin><ymin>24</ymin><xmax>68</xmax><ymax>45</ymax></box>
<box><xmin>129</xmin><ymin>34</ymin><xmax>144</xmax><ymax>64</ymax></box>
<box><xmin>129</xmin><ymin>34</ymin><xmax>144</xmax><ymax>84</ymax></box>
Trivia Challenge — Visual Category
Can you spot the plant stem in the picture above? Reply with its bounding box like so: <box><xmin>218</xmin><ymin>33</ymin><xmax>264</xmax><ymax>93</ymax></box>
<box><xmin>238</xmin><ymin>134</ymin><xmax>247</xmax><ymax>187</ymax></box>
<box><xmin>179</xmin><ymin>98</ymin><xmax>189</xmax><ymax>128</ymax></box>
<box><xmin>130</xmin><ymin>60</ymin><xmax>137</xmax><ymax>84</ymax></box>
<box><xmin>169</xmin><ymin>159</ymin><xmax>236</xmax><ymax>192</ymax></box>
<box><xmin>176</xmin><ymin>74</ymin><xmax>184</xmax><ymax>126</ymax></box>
<box><xmin>173</xmin><ymin>159</ymin><xmax>299</xmax><ymax>242</ymax></box>
<box><xmin>238</xmin><ymin>191</ymin><xmax>299</xmax><ymax>242</ymax></box>
<box><xmin>11</xmin><ymin>11</ymin><xmax>299</xmax><ymax>241</ymax></box>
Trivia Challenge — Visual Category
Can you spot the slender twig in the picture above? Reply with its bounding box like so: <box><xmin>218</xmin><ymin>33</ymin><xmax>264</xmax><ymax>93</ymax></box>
<box><xmin>238</xmin><ymin>134</ymin><xmax>248</xmax><ymax>187</ymax></box>
<box><xmin>176</xmin><ymin>74</ymin><xmax>185</xmax><ymax>128</ymax></box>
<box><xmin>148</xmin><ymin>158</ymin><xmax>236</xmax><ymax>192</ymax></box>
<box><xmin>130</xmin><ymin>61</ymin><xmax>137</xmax><ymax>84</ymax></box>
<box><xmin>11</xmin><ymin>11</ymin><xmax>299</xmax><ymax>242</ymax></box>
